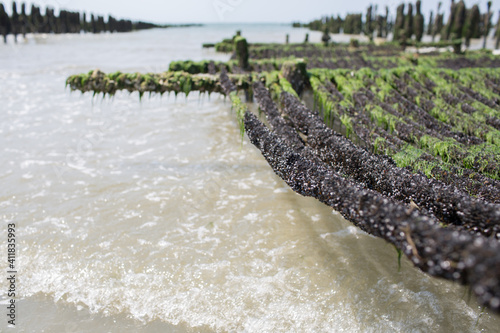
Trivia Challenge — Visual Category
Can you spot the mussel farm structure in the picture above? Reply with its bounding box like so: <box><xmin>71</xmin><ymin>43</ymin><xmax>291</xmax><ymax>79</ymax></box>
<box><xmin>66</xmin><ymin>37</ymin><xmax>500</xmax><ymax>314</ymax></box>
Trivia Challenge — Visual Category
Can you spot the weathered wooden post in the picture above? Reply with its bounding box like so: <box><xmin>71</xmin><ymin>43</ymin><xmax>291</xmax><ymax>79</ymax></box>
<box><xmin>427</xmin><ymin>11</ymin><xmax>434</xmax><ymax>36</ymax></box>
<box><xmin>356</xmin><ymin>13</ymin><xmax>363</xmax><ymax>34</ymax></box>
<box><xmin>286</xmin><ymin>34</ymin><xmax>289</xmax><ymax>44</ymax></box>
<box><xmin>0</xmin><ymin>3</ymin><xmax>11</xmax><ymax>43</ymax></box>
<box><xmin>365</xmin><ymin>5</ymin><xmax>373</xmax><ymax>41</ymax></box>
<box><xmin>234</xmin><ymin>36</ymin><xmax>250</xmax><ymax>70</ymax></box>
<box><xmin>336</xmin><ymin>15</ymin><xmax>343</xmax><ymax>34</ymax></box>
<box><xmin>281</xmin><ymin>59</ymin><xmax>309</xmax><ymax>96</ymax></box>
<box><xmin>384</xmin><ymin>6</ymin><xmax>390</xmax><ymax>37</ymax></box>
<box><xmin>344</xmin><ymin>15</ymin><xmax>351</xmax><ymax>34</ymax></box>
<box><xmin>349</xmin><ymin>38</ymin><xmax>359</xmax><ymax>48</ymax></box>
<box><xmin>496</xmin><ymin>10</ymin><xmax>500</xmax><ymax>49</ymax></box>
<box><xmin>19</xmin><ymin>3</ymin><xmax>26</xmax><ymax>38</ymax></box>
<box><xmin>47</xmin><ymin>8</ymin><xmax>56</xmax><ymax>33</ymax></box>
<box><xmin>57</xmin><ymin>10</ymin><xmax>65</xmax><ymax>33</ymax></box>
<box><xmin>74</xmin><ymin>11</ymin><xmax>81</xmax><ymax>33</ymax></box>
<box><xmin>376</xmin><ymin>13</ymin><xmax>383</xmax><ymax>38</ymax></box>
<box><xmin>404</xmin><ymin>3</ymin><xmax>414</xmax><ymax>41</ymax></box>
<box><xmin>415</xmin><ymin>0</ymin><xmax>424</xmax><ymax>42</ymax></box>
<box><xmin>304</xmin><ymin>33</ymin><xmax>309</xmax><ymax>43</ymax></box>
<box><xmin>432</xmin><ymin>2</ymin><xmax>442</xmax><ymax>42</ymax></box>
<box><xmin>464</xmin><ymin>5</ymin><xmax>481</xmax><ymax>48</ymax></box>
<box><xmin>452</xmin><ymin>39</ymin><xmax>462</xmax><ymax>54</ymax></box>
<box><xmin>107</xmin><ymin>15</ymin><xmax>113</xmax><ymax>32</ymax></box>
<box><xmin>96</xmin><ymin>16</ymin><xmax>105</xmax><ymax>33</ymax></box>
<box><xmin>451</xmin><ymin>0</ymin><xmax>465</xmax><ymax>40</ymax></box>
<box><xmin>483</xmin><ymin>1</ymin><xmax>492</xmax><ymax>49</ymax></box>
<box><xmin>29</xmin><ymin>4</ymin><xmax>40</xmax><ymax>33</ymax></box>
<box><xmin>442</xmin><ymin>0</ymin><xmax>456</xmax><ymax>40</ymax></box>
<box><xmin>321</xmin><ymin>26</ymin><xmax>330</xmax><ymax>46</ymax></box>
<box><xmin>11</xmin><ymin>2</ymin><xmax>19</xmax><ymax>42</ymax></box>
<box><xmin>82</xmin><ymin>13</ymin><xmax>87</xmax><ymax>33</ymax></box>
<box><xmin>91</xmin><ymin>14</ymin><xmax>96</xmax><ymax>33</ymax></box>
<box><xmin>393</xmin><ymin>4</ymin><xmax>405</xmax><ymax>43</ymax></box>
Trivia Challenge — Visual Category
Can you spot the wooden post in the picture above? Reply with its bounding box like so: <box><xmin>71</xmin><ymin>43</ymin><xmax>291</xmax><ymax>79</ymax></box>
<box><xmin>234</xmin><ymin>36</ymin><xmax>250</xmax><ymax>71</ymax></box>
<box><xmin>483</xmin><ymin>1</ymin><xmax>492</xmax><ymax>49</ymax></box>
<box><xmin>321</xmin><ymin>27</ymin><xmax>330</xmax><ymax>46</ymax></box>
<box><xmin>393</xmin><ymin>4</ymin><xmax>405</xmax><ymax>43</ymax></box>
<box><xmin>415</xmin><ymin>0</ymin><xmax>424</xmax><ymax>42</ymax></box>
<box><xmin>496</xmin><ymin>10</ymin><xmax>500</xmax><ymax>49</ymax></box>
<box><xmin>281</xmin><ymin>59</ymin><xmax>308</xmax><ymax>96</ymax></box>
<box><xmin>0</xmin><ymin>3</ymin><xmax>11</xmax><ymax>43</ymax></box>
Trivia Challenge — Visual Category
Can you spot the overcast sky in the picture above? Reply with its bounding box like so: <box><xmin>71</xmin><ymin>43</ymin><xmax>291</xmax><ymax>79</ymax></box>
<box><xmin>4</xmin><ymin>0</ymin><xmax>500</xmax><ymax>24</ymax></box>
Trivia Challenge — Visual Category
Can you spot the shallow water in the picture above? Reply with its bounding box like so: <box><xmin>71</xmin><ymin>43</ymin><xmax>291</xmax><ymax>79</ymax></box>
<box><xmin>0</xmin><ymin>24</ymin><xmax>499</xmax><ymax>332</ymax></box>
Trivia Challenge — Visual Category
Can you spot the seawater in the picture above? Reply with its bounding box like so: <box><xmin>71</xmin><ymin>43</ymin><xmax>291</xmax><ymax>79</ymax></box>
<box><xmin>0</xmin><ymin>24</ymin><xmax>499</xmax><ymax>333</ymax></box>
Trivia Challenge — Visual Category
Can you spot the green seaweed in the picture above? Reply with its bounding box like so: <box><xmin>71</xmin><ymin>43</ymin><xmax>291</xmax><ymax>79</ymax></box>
<box><xmin>229</xmin><ymin>91</ymin><xmax>247</xmax><ymax>140</ymax></box>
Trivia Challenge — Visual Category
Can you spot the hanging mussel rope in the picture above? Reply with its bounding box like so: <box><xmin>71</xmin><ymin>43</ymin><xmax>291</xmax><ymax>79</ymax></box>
<box><xmin>235</xmin><ymin>78</ymin><xmax>500</xmax><ymax>314</ymax></box>
<box><xmin>65</xmin><ymin>69</ymin><xmax>255</xmax><ymax>98</ymax></box>
<box><xmin>278</xmin><ymin>90</ymin><xmax>500</xmax><ymax>237</ymax></box>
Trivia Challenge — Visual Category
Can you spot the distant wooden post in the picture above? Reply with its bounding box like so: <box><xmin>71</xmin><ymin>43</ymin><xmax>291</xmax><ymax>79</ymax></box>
<box><xmin>415</xmin><ymin>0</ymin><xmax>424</xmax><ymax>42</ymax></box>
<box><xmin>82</xmin><ymin>13</ymin><xmax>87</xmax><ymax>33</ymax></box>
<box><xmin>30</xmin><ymin>5</ymin><xmax>40</xmax><ymax>33</ymax></box>
<box><xmin>432</xmin><ymin>2</ymin><xmax>442</xmax><ymax>42</ymax></box>
<box><xmin>464</xmin><ymin>5</ymin><xmax>481</xmax><ymax>48</ymax></box>
<box><xmin>11</xmin><ymin>2</ymin><xmax>19</xmax><ymax>42</ymax></box>
<box><xmin>365</xmin><ymin>5</ymin><xmax>373</xmax><ymax>41</ymax></box>
<box><xmin>495</xmin><ymin>10</ymin><xmax>500</xmax><ymax>49</ymax></box>
<box><xmin>91</xmin><ymin>14</ymin><xmax>96</xmax><ymax>33</ymax></box>
<box><xmin>384</xmin><ymin>6</ymin><xmax>389</xmax><ymax>37</ymax></box>
<box><xmin>0</xmin><ymin>3</ymin><xmax>11</xmax><ymax>43</ymax></box>
<box><xmin>404</xmin><ymin>3</ymin><xmax>414</xmax><ymax>40</ymax></box>
<box><xmin>450</xmin><ymin>0</ymin><xmax>465</xmax><ymax>40</ymax></box>
<box><xmin>20</xmin><ymin>3</ymin><xmax>26</xmax><ymax>38</ymax></box>
<box><xmin>427</xmin><ymin>11</ymin><xmax>434</xmax><ymax>36</ymax></box>
<box><xmin>393</xmin><ymin>4</ymin><xmax>405</xmax><ymax>43</ymax></box>
<box><xmin>483</xmin><ymin>1</ymin><xmax>492</xmax><ymax>49</ymax></box>
<box><xmin>321</xmin><ymin>27</ymin><xmax>330</xmax><ymax>46</ymax></box>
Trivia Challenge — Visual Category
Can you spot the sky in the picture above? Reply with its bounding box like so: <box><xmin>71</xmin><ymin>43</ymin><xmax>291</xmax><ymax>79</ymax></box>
<box><xmin>3</xmin><ymin>0</ymin><xmax>500</xmax><ymax>25</ymax></box>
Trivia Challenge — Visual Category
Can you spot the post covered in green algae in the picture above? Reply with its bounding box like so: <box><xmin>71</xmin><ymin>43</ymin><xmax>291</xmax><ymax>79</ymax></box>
<box><xmin>404</xmin><ymin>3</ymin><xmax>414</xmax><ymax>41</ymax></box>
<box><xmin>415</xmin><ymin>0</ymin><xmax>424</xmax><ymax>42</ymax></box>
<box><xmin>234</xmin><ymin>36</ymin><xmax>250</xmax><ymax>71</ymax></box>
<box><xmin>393</xmin><ymin>4</ymin><xmax>405</xmax><ymax>43</ymax></box>
<box><xmin>464</xmin><ymin>5</ymin><xmax>481</xmax><ymax>48</ymax></box>
<box><xmin>281</xmin><ymin>59</ymin><xmax>309</xmax><ymax>96</ymax></box>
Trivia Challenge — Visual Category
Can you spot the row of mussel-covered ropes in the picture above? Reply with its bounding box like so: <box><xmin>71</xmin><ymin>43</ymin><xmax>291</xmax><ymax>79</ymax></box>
<box><xmin>218</xmin><ymin>69</ymin><xmax>500</xmax><ymax>314</ymax></box>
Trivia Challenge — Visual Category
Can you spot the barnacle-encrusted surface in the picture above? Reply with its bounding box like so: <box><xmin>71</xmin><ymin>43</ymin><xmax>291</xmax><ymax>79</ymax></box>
<box><xmin>280</xmin><ymin>92</ymin><xmax>500</xmax><ymax>237</ymax></box>
<box><xmin>244</xmin><ymin>108</ymin><xmax>500</xmax><ymax>313</ymax></box>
